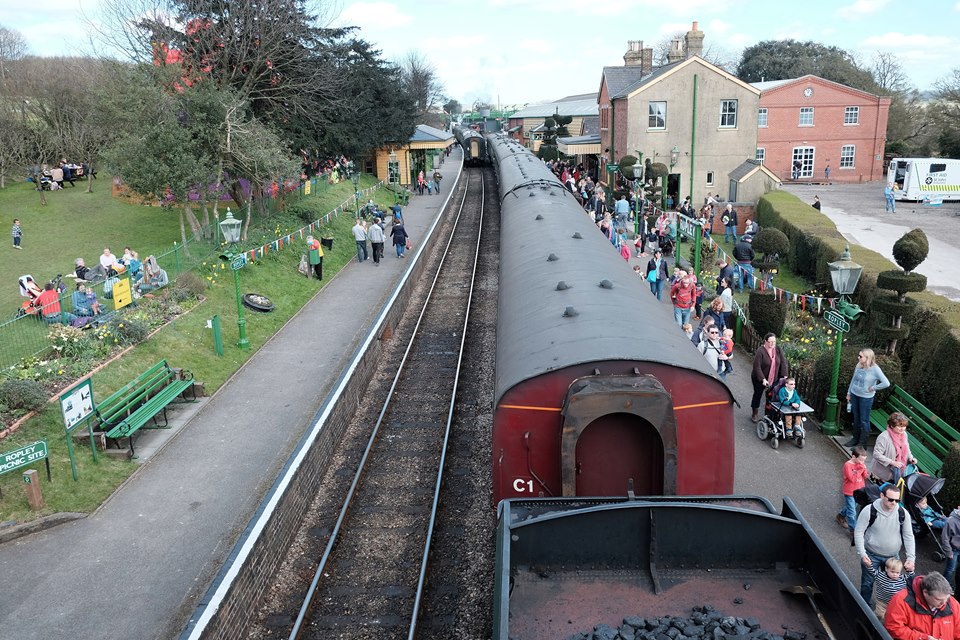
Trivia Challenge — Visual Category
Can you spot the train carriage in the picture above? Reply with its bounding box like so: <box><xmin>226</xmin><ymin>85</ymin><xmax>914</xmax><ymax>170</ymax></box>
<box><xmin>489</xmin><ymin>135</ymin><xmax>735</xmax><ymax>505</ymax></box>
<box><xmin>455</xmin><ymin>125</ymin><xmax>488</xmax><ymax>166</ymax></box>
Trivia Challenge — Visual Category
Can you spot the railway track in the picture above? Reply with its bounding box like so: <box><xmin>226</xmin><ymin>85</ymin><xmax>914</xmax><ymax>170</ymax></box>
<box><xmin>276</xmin><ymin>168</ymin><xmax>486</xmax><ymax>640</ymax></box>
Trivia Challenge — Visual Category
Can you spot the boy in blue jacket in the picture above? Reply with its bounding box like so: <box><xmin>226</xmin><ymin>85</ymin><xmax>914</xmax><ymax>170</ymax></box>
<box><xmin>778</xmin><ymin>377</ymin><xmax>803</xmax><ymax>437</ymax></box>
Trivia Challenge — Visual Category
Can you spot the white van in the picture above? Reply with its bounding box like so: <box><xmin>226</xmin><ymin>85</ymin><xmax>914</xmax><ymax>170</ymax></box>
<box><xmin>888</xmin><ymin>158</ymin><xmax>960</xmax><ymax>202</ymax></box>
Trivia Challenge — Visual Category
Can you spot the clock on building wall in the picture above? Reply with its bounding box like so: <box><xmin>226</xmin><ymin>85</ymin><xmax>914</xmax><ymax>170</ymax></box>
<box><xmin>803</xmin><ymin>87</ymin><xmax>814</xmax><ymax>98</ymax></box>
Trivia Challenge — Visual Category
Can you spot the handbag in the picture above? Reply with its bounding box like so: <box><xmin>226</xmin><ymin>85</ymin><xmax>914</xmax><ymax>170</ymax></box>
<box><xmin>298</xmin><ymin>254</ymin><xmax>309</xmax><ymax>276</ymax></box>
<box><xmin>646</xmin><ymin>269</ymin><xmax>657</xmax><ymax>283</ymax></box>
<box><xmin>405</xmin><ymin>238</ymin><xmax>412</xmax><ymax>250</ymax></box>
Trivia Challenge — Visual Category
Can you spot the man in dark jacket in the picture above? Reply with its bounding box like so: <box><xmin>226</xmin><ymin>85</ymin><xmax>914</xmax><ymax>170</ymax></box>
<box><xmin>884</xmin><ymin>572</ymin><xmax>960</xmax><ymax>639</ymax></box>
<box><xmin>716</xmin><ymin>258</ymin><xmax>735</xmax><ymax>295</ymax></box>
<box><xmin>732</xmin><ymin>236</ymin><xmax>755</xmax><ymax>292</ymax></box>
<box><xmin>722</xmin><ymin>204</ymin><xmax>738</xmax><ymax>244</ymax></box>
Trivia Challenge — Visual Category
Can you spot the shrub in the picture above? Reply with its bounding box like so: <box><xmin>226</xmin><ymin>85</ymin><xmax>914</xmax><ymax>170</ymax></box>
<box><xmin>173</xmin><ymin>271</ymin><xmax>207</xmax><ymax>297</ymax></box>
<box><xmin>940</xmin><ymin>442</ymin><xmax>960</xmax><ymax>513</ymax></box>
<box><xmin>893</xmin><ymin>229</ymin><xmax>929</xmax><ymax>273</ymax></box>
<box><xmin>748</xmin><ymin>292</ymin><xmax>786</xmax><ymax>338</ymax></box>
<box><xmin>112</xmin><ymin>317</ymin><xmax>150</xmax><ymax>346</ymax></box>
<box><xmin>0</xmin><ymin>379</ymin><xmax>48</xmax><ymax>412</ymax></box>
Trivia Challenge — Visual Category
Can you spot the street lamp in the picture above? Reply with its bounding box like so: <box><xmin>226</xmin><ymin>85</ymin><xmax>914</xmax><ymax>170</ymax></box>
<box><xmin>348</xmin><ymin>162</ymin><xmax>361</xmax><ymax>216</ymax></box>
<box><xmin>218</xmin><ymin>208</ymin><xmax>249</xmax><ymax>350</ymax></box>
<box><xmin>670</xmin><ymin>146</ymin><xmax>680</xmax><ymax>168</ymax></box>
<box><xmin>821</xmin><ymin>246</ymin><xmax>863</xmax><ymax>434</ymax></box>
<box><xmin>632</xmin><ymin>163</ymin><xmax>643</xmax><ymax>237</ymax></box>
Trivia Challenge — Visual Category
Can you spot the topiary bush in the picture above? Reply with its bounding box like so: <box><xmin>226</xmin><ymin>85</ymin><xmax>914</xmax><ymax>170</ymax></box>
<box><xmin>748</xmin><ymin>292</ymin><xmax>786</xmax><ymax>338</ymax></box>
<box><xmin>940</xmin><ymin>442</ymin><xmax>960</xmax><ymax>512</ymax></box>
<box><xmin>751</xmin><ymin>228</ymin><xmax>789</xmax><ymax>282</ymax></box>
<box><xmin>872</xmin><ymin>229</ymin><xmax>930</xmax><ymax>355</ymax></box>
<box><xmin>173</xmin><ymin>272</ymin><xmax>207</xmax><ymax>298</ymax></box>
<box><xmin>0</xmin><ymin>379</ymin><xmax>48</xmax><ymax>412</ymax></box>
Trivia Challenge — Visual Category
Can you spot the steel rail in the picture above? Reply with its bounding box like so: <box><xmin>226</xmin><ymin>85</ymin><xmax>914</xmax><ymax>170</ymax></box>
<box><xmin>406</xmin><ymin>169</ymin><xmax>486</xmax><ymax>640</ymax></box>
<box><xmin>288</xmin><ymin>171</ymin><xmax>481</xmax><ymax>640</ymax></box>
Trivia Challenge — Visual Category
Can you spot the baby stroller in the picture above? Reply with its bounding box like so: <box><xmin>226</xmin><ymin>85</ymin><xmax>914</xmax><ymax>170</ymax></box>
<box><xmin>17</xmin><ymin>274</ymin><xmax>65</xmax><ymax>318</ymax></box>
<box><xmin>755</xmin><ymin>376</ymin><xmax>813</xmax><ymax>449</ymax></box>
<box><xmin>905</xmin><ymin>471</ymin><xmax>949</xmax><ymax>561</ymax></box>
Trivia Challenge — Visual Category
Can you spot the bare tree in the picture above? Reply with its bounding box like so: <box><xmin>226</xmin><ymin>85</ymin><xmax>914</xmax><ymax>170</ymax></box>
<box><xmin>0</xmin><ymin>25</ymin><xmax>28</xmax><ymax>81</ymax></box>
<box><xmin>399</xmin><ymin>50</ymin><xmax>445</xmax><ymax>122</ymax></box>
<box><xmin>653</xmin><ymin>31</ymin><xmax>736</xmax><ymax>70</ymax></box>
<box><xmin>872</xmin><ymin>51</ymin><xmax>911</xmax><ymax>94</ymax></box>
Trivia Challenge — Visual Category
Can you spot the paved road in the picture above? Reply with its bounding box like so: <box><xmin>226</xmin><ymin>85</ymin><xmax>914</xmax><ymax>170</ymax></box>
<box><xmin>785</xmin><ymin>181</ymin><xmax>960</xmax><ymax>301</ymax></box>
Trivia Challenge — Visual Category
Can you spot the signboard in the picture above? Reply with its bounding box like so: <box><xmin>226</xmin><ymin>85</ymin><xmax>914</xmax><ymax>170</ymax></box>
<box><xmin>824</xmin><ymin>309</ymin><xmax>850</xmax><ymax>333</ymax></box>
<box><xmin>606</xmin><ymin>163</ymin><xmax>619</xmax><ymax>173</ymax></box>
<box><xmin>59</xmin><ymin>378</ymin><xmax>98</xmax><ymax>480</ymax></box>
<box><xmin>0</xmin><ymin>441</ymin><xmax>48</xmax><ymax>477</ymax></box>
<box><xmin>112</xmin><ymin>278</ymin><xmax>132</xmax><ymax>310</ymax></box>
<box><xmin>231</xmin><ymin>254</ymin><xmax>247</xmax><ymax>271</ymax></box>
<box><xmin>303</xmin><ymin>179</ymin><xmax>311</xmax><ymax>196</ymax></box>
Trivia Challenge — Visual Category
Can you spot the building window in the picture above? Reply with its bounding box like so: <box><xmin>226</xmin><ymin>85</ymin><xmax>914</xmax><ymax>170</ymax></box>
<box><xmin>840</xmin><ymin>145</ymin><xmax>855</xmax><ymax>168</ymax></box>
<box><xmin>720</xmin><ymin>100</ymin><xmax>738</xmax><ymax>128</ymax></box>
<box><xmin>648</xmin><ymin>101</ymin><xmax>666</xmax><ymax>129</ymax></box>
<box><xmin>756</xmin><ymin>148</ymin><xmax>765</xmax><ymax>164</ymax></box>
<box><xmin>706</xmin><ymin>171</ymin><xmax>715</xmax><ymax>186</ymax></box>
<box><xmin>844</xmin><ymin>106</ymin><xmax>860</xmax><ymax>125</ymax></box>
<box><xmin>600</xmin><ymin>106</ymin><xmax>609</xmax><ymax>130</ymax></box>
<box><xmin>799</xmin><ymin>107</ymin><xmax>814</xmax><ymax>126</ymax></box>
<box><xmin>758</xmin><ymin>108</ymin><xmax>767</xmax><ymax>128</ymax></box>
<box><xmin>792</xmin><ymin>147</ymin><xmax>815</xmax><ymax>178</ymax></box>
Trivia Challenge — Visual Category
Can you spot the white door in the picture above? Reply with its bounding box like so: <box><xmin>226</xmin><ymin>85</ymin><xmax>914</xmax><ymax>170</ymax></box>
<box><xmin>792</xmin><ymin>147</ymin><xmax>815</xmax><ymax>179</ymax></box>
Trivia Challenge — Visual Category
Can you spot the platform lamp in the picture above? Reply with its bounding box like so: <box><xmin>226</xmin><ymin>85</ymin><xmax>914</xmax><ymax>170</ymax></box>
<box><xmin>632</xmin><ymin>161</ymin><xmax>643</xmax><ymax>237</ymax></box>
<box><xmin>218</xmin><ymin>208</ymin><xmax>249</xmax><ymax>350</ymax></box>
<box><xmin>822</xmin><ymin>246</ymin><xmax>864</xmax><ymax>434</ymax></box>
<box><xmin>348</xmin><ymin>161</ymin><xmax>361</xmax><ymax>216</ymax></box>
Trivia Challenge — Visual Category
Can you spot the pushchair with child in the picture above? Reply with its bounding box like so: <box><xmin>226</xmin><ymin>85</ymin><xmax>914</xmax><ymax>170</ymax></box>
<box><xmin>755</xmin><ymin>376</ymin><xmax>813</xmax><ymax>449</ymax></box>
<box><xmin>16</xmin><ymin>274</ymin><xmax>65</xmax><ymax>318</ymax></box>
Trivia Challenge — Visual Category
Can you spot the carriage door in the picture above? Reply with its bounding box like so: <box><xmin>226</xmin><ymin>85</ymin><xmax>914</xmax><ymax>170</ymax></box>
<box><xmin>560</xmin><ymin>374</ymin><xmax>677</xmax><ymax>498</ymax></box>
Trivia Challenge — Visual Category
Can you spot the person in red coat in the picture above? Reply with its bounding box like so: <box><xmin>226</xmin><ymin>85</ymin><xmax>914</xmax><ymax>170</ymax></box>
<box><xmin>885</xmin><ymin>572</ymin><xmax>960</xmax><ymax>640</ymax></box>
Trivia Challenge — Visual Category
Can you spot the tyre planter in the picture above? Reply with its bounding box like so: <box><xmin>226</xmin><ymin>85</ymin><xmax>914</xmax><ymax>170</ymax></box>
<box><xmin>242</xmin><ymin>293</ymin><xmax>275</xmax><ymax>312</ymax></box>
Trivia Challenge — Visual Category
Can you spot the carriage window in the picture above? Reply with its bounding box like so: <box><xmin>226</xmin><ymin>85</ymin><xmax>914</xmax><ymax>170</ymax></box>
<box><xmin>931</xmin><ymin>163</ymin><xmax>947</xmax><ymax>173</ymax></box>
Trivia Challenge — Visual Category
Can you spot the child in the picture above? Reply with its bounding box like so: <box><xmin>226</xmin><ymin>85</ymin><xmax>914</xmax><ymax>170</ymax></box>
<box><xmin>917</xmin><ymin>496</ymin><xmax>947</xmax><ymax>531</ymax></box>
<box><xmin>12</xmin><ymin>218</ymin><xmax>21</xmax><ymax>249</ymax></box>
<box><xmin>85</xmin><ymin>286</ymin><xmax>103</xmax><ymax>315</ymax></box>
<box><xmin>777</xmin><ymin>377</ymin><xmax>803</xmax><ymax>437</ymax></box>
<box><xmin>837</xmin><ymin>446</ymin><xmax>869</xmax><ymax>531</ymax></box>
<box><xmin>872</xmin><ymin>557</ymin><xmax>913</xmax><ymax>619</ymax></box>
<box><xmin>682</xmin><ymin>323</ymin><xmax>694</xmax><ymax>340</ymax></box>
<box><xmin>693</xmin><ymin>281</ymin><xmax>705</xmax><ymax>319</ymax></box>
<box><xmin>619</xmin><ymin>239</ymin><xmax>630</xmax><ymax>261</ymax></box>
<box><xmin>720</xmin><ymin>329</ymin><xmax>735</xmax><ymax>376</ymax></box>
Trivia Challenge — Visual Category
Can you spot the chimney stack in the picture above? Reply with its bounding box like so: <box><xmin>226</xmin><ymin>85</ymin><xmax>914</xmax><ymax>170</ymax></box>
<box><xmin>642</xmin><ymin>47</ymin><xmax>653</xmax><ymax>72</ymax></box>
<box><xmin>666</xmin><ymin>39</ymin><xmax>684</xmax><ymax>64</ymax></box>
<box><xmin>685</xmin><ymin>21</ymin><xmax>704</xmax><ymax>59</ymax></box>
<box><xmin>623</xmin><ymin>40</ymin><xmax>643</xmax><ymax>67</ymax></box>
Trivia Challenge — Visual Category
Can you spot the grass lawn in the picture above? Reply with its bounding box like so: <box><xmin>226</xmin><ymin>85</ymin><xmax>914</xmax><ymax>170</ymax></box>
<box><xmin>0</xmin><ymin>180</ymin><xmax>187</xmax><ymax>311</ymax></box>
<box><xmin>0</xmin><ymin>175</ymin><xmax>393</xmax><ymax>523</ymax></box>
<box><xmin>702</xmin><ymin>236</ymin><xmax>812</xmax><ymax>307</ymax></box>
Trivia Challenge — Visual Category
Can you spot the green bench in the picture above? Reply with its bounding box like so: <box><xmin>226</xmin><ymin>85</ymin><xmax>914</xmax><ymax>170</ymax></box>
<box><xmin>94</xmin><ymin>360</ymin><xmax>195</xmax><ymax>457</ymax></box>
<box><xmin>869</xmin><ymin>385</ymin><xmax>960</xmax><ymax>477</ymax></box>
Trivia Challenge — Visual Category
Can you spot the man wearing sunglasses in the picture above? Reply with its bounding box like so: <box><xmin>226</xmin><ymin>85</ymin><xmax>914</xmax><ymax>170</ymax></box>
<box><xmin>854</xmin><ymin>483</ymin><xmax>916</xmax><ymax>607</ymax></box>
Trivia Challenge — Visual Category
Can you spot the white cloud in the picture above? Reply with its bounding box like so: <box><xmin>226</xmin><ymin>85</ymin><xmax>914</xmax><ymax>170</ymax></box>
<box><xmin>518</xmin><ymin>39</ymin><xmax>554</xmax><ymax>54</ymax></box>
<box><xmin>335</xmin><ymin>2</ymin><xmax>413</xmax><ymax>30</ymax></box>
<box><xmin>837</xmin><ymin>0</ymin><xmax>891</xmax><ymax>20</ymax></box>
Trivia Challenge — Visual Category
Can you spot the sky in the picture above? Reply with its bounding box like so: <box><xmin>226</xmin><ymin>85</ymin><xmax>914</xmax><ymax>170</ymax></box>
<box><xmin>3</xmin><ymin>0</ymin><xmax>958</xmax><ymax>108</ymax></box>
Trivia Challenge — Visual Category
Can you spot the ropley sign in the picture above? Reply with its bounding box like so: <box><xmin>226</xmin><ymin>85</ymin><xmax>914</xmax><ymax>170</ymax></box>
<box><xmin>0</xmin><ymin>440</ymin><xmax>48</xmax><ymax>476</ymax></box>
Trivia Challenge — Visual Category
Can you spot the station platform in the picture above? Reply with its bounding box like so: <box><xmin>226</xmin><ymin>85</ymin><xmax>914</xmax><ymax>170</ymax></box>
<box><xmin>0</xmin><ymin>149</ymin><xmax>464</xmax><ymax>640</ymax></box>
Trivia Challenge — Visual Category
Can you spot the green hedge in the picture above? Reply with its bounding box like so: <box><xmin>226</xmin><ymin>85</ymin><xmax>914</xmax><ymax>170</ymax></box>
<box><xmin>756</xmin><ymin>191</ymin><xmax>960</xmax><ymax>429</ymax></box>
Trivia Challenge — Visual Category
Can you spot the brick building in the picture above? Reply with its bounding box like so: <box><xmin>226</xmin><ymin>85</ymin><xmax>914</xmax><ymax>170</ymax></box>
<box><xmin>753</xmin><ymin>75</ymin><xmax>891</xmax><ymax>183</ymax></box>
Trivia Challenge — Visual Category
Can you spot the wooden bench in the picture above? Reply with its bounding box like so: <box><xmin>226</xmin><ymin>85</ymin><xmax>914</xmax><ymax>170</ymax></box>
<box><xmin>94</xmin><ymin>360</ymin><xmax>195</xmax><ymax>457</ymax></box>
<box><xmin>869</xmin><ymin>385</ymin><xmax>960</xmax><ymax>477</ymax></box>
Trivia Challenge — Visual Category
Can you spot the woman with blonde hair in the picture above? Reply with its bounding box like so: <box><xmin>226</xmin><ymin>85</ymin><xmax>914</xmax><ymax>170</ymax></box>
<box><xmin>844</xmin><ymin>348</ymin><xmax>891</xmax><ymax>447</ymax></box>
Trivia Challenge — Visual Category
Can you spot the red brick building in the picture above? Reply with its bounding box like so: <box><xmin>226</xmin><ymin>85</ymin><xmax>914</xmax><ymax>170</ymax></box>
<box><xmin>753</xmin><ymin>75</ymin><xmax>891</xmax><ymax>183</ymax></box>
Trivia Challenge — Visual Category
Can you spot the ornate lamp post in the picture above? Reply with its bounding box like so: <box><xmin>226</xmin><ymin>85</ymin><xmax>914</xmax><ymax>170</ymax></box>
<box><xmin>348</xmin><ymin>161</ymin><xmax>361</xmax><ymax>217</ymax></box>
<box><xmin>670</xmin><ymin>145</ymin><xmax>680</xmax><ymax>168</ymax></box>
<box><xmin>822</xmin><ymin>246</ymin><xmax>864</xmax><ymax>434</ymax></box>
<box><xmin>218</xmin><ymin>208</ymin><xmax>249</xmax><ymax>350</ymax></box>
<box><xmin>632</xmin><ymin>162</ymin><xmax>643</xmax><ymax>237</ymax></box>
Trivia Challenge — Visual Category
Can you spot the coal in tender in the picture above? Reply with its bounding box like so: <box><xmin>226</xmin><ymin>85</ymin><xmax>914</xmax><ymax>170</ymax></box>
<box><xmin>563</xmin><ymin>605</ymin><xmax>806</xmax><ymax>640</ymax></box>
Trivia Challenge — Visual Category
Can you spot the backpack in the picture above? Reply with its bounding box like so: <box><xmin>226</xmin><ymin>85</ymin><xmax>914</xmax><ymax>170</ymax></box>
<box><xmin>867</xmin><ymin>503</ymin><xmax>906</xmax><ymax>530</ymax></box>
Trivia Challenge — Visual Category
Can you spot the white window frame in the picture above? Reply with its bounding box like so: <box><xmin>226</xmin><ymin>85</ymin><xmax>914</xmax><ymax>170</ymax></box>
<box><xmin>755</xmin><ymin>148</ymin><xmax>765</xmax><ymax>164</ymax></box>
<box><xmin>792</xmin><ymin>147</ymin><xmax>815</xmax><ymax>178</ymax></box>
<box><xmin>844</xmin><ymin>106</ymin><xmax>860</xmax><ymax>125</ymax></box>
<box><xmin>720</xmin><ymin>100</ymin><xmax>738</xmax><ymax>128</ymax></box>
<box><xmin>840</xmin><ymin>145</ymin><xmax>855</xmax><ymax>168</ymax></box>
<box><xmin>799</xmin><ymin>107</ymin><xmax>814</xmax><ymax>127</ymax></box>
<box><xmin>758</xmin><ymin>108</ymin><xmax>768</xmax><ymax>127</ymax></box>
<box><xmin>706</xmin><ymin>171</ymin><xmax>715</xmax><ymax>186</ymax></box>
<box><xmin>648</xmin><ymin>101</ymin><xmax>666</xmax><ymax>130</ymax></box>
